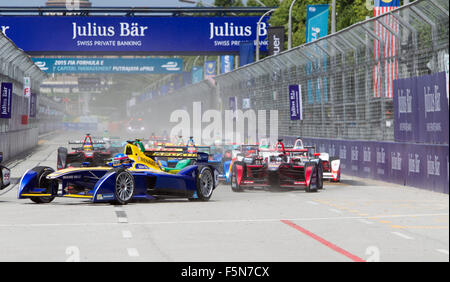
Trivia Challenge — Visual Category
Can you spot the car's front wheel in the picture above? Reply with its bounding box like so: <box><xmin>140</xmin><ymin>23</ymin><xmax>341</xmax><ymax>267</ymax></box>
<box><xmin>114</xmin><ymin>169</ymin><xmax>135</xmax><ymax>205</ymax></box>
<box><xmin>231</xmin><ymin>164</ymin><xmax>244</xmax><ymax>192</ymax></box>
<box><xmin>195</xmin><ymin>166</ymin><xmax>214</xmax><ymax>201</ymax></box>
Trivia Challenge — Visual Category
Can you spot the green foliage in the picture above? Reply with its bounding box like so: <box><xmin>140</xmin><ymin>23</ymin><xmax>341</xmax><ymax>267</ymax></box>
<box><xmin>267</xmin><ymin>0</ymin><xmax>373</xmax><ymax>49</ymax></box>
<box><xmin>214</xmin><ymin>0</ymin><xmax>244</xmax><ymax>7</ymax></box>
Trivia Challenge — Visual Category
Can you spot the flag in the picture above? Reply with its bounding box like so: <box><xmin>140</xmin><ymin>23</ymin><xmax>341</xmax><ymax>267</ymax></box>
<box><xmin>373</xmin><ymin>0</ymin><xmax>400</xmax><ymax>98</ymax></box>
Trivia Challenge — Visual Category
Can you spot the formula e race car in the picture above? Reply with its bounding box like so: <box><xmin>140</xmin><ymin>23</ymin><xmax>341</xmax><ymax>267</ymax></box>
<box><xmin>230</xmin><ymin>140</ymin><xmax>323</xmax><ymax>192</ymax></box>
<box><xmin>0</xmin><ymin>152</ymin><xmax>11</xmax><ymax>191</ymax></box>
<box><xmin>18</xmin><ymin>140</ymin><xmax>218</xmax><ymax>204</ymax></box>
<box><xmin>219</xmin><ymin>144</ymin><xmax>260</xmax><ymax>183</ymax></box>
<box><xmin>292</xmin><ymin>137</ymin><xmax>341</xmax><ymax>182</ymax></box>
<box><xmin>57</xmin><ymin>134</ymin><xmax>112</xmax><ymax>170</ymax></box>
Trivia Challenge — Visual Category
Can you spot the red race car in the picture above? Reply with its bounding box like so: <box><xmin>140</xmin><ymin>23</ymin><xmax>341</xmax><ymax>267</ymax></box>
<box><xmin>230</xmin><ymin>140</ymin><xmax>323</xmax><ymax>193</ymax></box>
<box><xmin>57</xmin><ymin>134</ymin><xmax>112</xmax><ymax>170</ymax></box>
<box><xmin>292</xmin><ymin>137</ymin><xmax>341</xmax><ymax>182</ymax></box>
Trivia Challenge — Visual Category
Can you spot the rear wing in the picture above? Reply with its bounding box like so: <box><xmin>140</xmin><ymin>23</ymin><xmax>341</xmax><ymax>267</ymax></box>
<box><xmin>68</xmin><ymin>140</ymin><xmax>105</xmax><ymax>145</ymax></box>
<box><xmin>144</xmin><ymin>150</ymin><xmax>209</xmax><ymax>162</ymax></box>
<box><xmin>164</xmin><ymin>145</ymin><xmax>211</xmax><ymax>152</ymax></box>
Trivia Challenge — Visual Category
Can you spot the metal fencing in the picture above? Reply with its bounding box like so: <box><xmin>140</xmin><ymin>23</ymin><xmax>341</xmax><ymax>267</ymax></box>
<box><xmin>213</xmin><ymin>0</ymin><xmax>448</xmax><ymax>141</ymax></box>
<box><xmin>0</xmin><ymin>29</ymin><xmax>51</xmax><ymax>161</ymax></box>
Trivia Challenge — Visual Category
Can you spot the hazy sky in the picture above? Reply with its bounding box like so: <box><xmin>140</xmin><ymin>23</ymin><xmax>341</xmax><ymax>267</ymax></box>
<box><xmin>0</xmin><ymin>0</ymin><xmax>217</xmax><ymax>6</ymax></box>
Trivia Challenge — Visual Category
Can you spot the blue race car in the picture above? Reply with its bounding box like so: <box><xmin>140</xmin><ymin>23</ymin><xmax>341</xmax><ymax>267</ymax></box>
<box><xmin>18</xmin><ymin>141</ymin><xmax>218</xmax><ymax>205</ymax></box>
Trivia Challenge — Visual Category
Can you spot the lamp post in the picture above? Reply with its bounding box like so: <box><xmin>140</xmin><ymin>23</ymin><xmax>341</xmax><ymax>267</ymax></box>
<box><xmin>331</xmin><ymin>0</ymin><xmax>336</xmax><ymax>34</ymax></box>
<box><xmin>288</xmin><ymin>0</ymin><xmax>298</xmax><ymax>50</ymax></box>
<box><xmin>256</xmin><ymin>8</ymin><xmax>276</xmax><ymax>61</ymax></box>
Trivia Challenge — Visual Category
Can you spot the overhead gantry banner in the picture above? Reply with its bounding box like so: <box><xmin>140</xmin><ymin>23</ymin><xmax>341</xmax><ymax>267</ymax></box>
<box><xmin>0</xmin><ymin>16</ymin><xmax>269</xmax><ymax>55</ymax></box>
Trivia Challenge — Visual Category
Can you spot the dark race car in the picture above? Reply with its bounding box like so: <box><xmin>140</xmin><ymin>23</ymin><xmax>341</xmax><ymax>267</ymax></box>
<box><xmin>57</xmin><ymin>134</ymin><xmax>112</xmax><ymax>170</ymax></box>
<box><xmin>230</xmin><ymin>140</ymin><xmax>323</xmax><ymax>193</ymax></box>
<box><xmin>0</xmin><ymin>152</ymin><xmax>11</xmax><ymax>191</ymax></box>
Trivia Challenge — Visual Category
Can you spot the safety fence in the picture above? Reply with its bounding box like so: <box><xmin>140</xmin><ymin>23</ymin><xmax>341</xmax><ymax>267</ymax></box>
<box><xmin>141</xmin><ymin>0</ymin><xmax>449</xmax><ymax>193</ymax></box>
<box><xmin>214</xmin><ymin>0</ymin><xmax>449</xmax><ymax>141</ymax></box>
<box><xmin>0</xmin><ymin>30</ymin><xmax>53</xmax><ymax>161</ymax></box>
<box><xmin>145</xmin><ymin>0</ymin><xmax>449</xmax><ymax>142</ymax></box>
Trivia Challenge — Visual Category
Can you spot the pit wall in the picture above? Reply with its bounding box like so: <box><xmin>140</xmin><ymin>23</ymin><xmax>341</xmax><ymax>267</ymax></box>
<box><xmin>282</xmin><ymin>136</ymin><xmax>449</xmax><ymax>194</ymax></box>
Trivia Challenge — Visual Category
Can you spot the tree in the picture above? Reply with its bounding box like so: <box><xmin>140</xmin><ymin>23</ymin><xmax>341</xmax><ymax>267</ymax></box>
<box><xmin>214</xmin><ymin>0</ymin><xmax>244</xmax><ymax>7</ymax></box>
<box><xmin>262</xmin><ymin>0</ymin><xmax>375</xmax><ymax>49</ymax></box>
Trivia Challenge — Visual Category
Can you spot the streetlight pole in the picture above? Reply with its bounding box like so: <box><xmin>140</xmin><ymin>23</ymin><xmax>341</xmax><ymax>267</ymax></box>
<box><xmin>288</xmin><ymin>0</ymin><xmax>298</xmax><ymax>50</ymax></box>
<box><xmin>331</xmin><ymin>0</ymin><xmax>336</xmax><ymax>34</ymax></box>
<box><xmin>256</xmin><ymin>9</ymin><xmax>276</xmax><ymax>61</ymax></box>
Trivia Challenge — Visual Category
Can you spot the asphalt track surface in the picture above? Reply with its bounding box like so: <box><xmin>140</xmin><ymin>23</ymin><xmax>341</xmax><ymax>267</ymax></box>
<box><xmin>0</xmin><ymin>132</ymin><xmax>448</xmax><ymax>262</ymax></box>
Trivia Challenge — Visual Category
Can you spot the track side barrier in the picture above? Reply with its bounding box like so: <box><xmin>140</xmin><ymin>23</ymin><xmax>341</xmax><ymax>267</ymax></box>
<box><xmin>283</xmin><ymin>136</ymin><xmax>449</xmax><ymax>194</ymax></box>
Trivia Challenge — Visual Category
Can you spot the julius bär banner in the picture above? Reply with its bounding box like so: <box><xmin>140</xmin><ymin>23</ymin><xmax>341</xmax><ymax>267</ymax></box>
<box><xmin>394</xmin><ymin>72</ymin><xmax>449</xmax><ymax>144</ymax></box>
<box><xmin>288</xmin><ymin>85</ymin><xmax>302</xmax><ymax>121</ymax></box>
<box><xmin>0</xmin><ymin>82</ymin><xmax>12</xmax><ymax>119</ymax></box>
<box><xmin>0</xmin><ymin>16</ymin><xmax>269</xmax><ymax>54</ymax></box>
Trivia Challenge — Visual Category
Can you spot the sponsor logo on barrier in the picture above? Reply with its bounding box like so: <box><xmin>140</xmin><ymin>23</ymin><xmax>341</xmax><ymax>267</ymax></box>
<box><xmin>424</xmin><ymin>84</ymin><xmax>441</xmax><ymax>118</ymax></box>
<box><xmin>363</xmin><ymin>146</ymin><xmax>371</xmax><ymax>162</ymax></box>
<box><xmin>398</xmin><ymin>88</ymin><xmax>412</xmax><ymax>115</ymax></box>
<box><xmin>329</xmin><ymin>144</ymin><xmax>336</xmax><ymax>157</ymax></box>
<box><xmin>339</xmin><ymin>145</ymin><xmax>347</xmax><ymax>160</ymax></box>
<box><xmin>427</xmin><ymin>155</ymin><xmax>440</xmax><ymax>177</ymax></box>
<box><xmin>408</xmin><ymin>153</ymin><xmax>420</xmax><ymax>174</ymax></box>
<box><xmin>376</xmin><ymin>147</ymin><xmax>386</xmax><ymax>164</ymax></box>
<box><xmin>391</xmin><ymin>152</ymin><xmax>402</xmax><ymax>171</ymax></box>
<box><xmin>319</xmin><ymin>144</ymin><xmax>326</xmax><ymax>153</ymax></box>
<box><xmin>351</xmin><ymin>146</ymin><xmax>359</xmax><ymax>161</ymax></box>
<box><xmin>363</xmin><ymin>146</ymin><xmax>372</xmax><ymax>174</ymax></box>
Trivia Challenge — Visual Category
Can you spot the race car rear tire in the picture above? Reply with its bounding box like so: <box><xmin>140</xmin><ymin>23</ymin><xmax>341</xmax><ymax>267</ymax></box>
<box><xmin>113</xmin><ymin>169</ymin><xmax>135</xmax><ymax>205</ymax></box>
<box><xmin>30</xmin><ymin>166</ymin><xmax>57</xmax><ymax>204</ymax></box>
<box><xmin>231</xmin><ymin>164</ymin><xmax>244</xmax><ymax>192</ymax></box>
<box><xmin>317</xmin><ymin>161</ymin><xmax>323</xmax><ymax>190</ymax></box>
<box><xmin>195</xmin><ymin>166</ymin><xmax>214</xmax><ymax>201</ymax></box>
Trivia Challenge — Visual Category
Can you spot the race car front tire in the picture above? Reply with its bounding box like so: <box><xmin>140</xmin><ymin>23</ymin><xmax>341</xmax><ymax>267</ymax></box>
<box><xmin>231</xmin><ymin>164</ymin><xmax>244</xmax><ymax>192</ymax></box>
<box><xmin>30</xmin><ymin>166</ymin><xmax>57</xmax><ymax>204</ymax></box>
<box><xmin>113</xmin><ymin>169</ymin><xmax>135</xmax><ymax>205</ymax></box>
<box><xmin>194</xmin><ymin>166</ymin><xmax>214</xmax><ymax>201</ymax></box>
<box><xmin>305</xmin><ymin>163</ymin><xmax>318</xmax><ymax>193</ymax></box>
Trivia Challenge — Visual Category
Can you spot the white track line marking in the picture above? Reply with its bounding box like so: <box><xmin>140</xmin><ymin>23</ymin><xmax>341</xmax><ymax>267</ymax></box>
<box><xmin>391</xmin><ymin>232</ymin><xmax>414</xmax><ymax>240</ymax></box>
<box><xmin>306</xmin><ymin>201</ymin><xmax>319</xmax><ymax>205</ymax></box>
<box><xmin>329</xmin><ymin>208</ymin><xmax>342</xmax><ymax>214</ymax></box>
<box><xmin>118</xmin><ymin>217</ymin><xmax>128</xmax><ymax>223</ymax></box>
<box><xmin>114</xmin><ymin>206</ymin><xmax>123</xmax><ymax>212</ymax></box>
<box><xmin>1</xmin><ymin>213</ymin><xmax>447</xmax><ymax>228</ymax></box>
<box><xmin>127</xmin><ymin>248</ymin><xmax>139</xmax><ymax>257</ymax></box>
<box><xmin>122</xmin><ymin>230</ymin><xmax>132</xmax><ymax>239</ymax></box>
<box><xmin>357</xmin><ymin>219</ymin><xmax>374</xmax><ymax>225</ymax></box>
<box><xmin>436</xmin><ymin>249</ymin><xmax>449</xmax><ymax>255</ymax></box>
